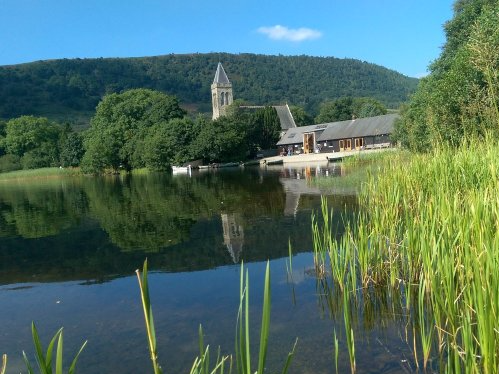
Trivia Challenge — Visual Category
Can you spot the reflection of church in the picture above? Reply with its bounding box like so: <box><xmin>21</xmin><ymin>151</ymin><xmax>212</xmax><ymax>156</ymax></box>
<box><xmin>221</xmin><ymin>213</ymin><xmax>244</xmax><ymax>263</ymax></box>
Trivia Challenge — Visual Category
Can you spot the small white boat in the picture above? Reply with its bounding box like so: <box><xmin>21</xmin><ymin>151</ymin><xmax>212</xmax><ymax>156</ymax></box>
<box><xmin>172</xmin><ymin>165</ymin><xmax>192</xmax><ymax>174</ymax></box>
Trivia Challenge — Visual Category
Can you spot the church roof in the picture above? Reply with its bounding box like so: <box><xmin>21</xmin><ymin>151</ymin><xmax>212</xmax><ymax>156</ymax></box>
<box><xmin>274</xmin><ymin>105</ymin><xmax>297</xmax><ymax>130</ymax></box>
<box><xmin>213</xmin><ymin>62</ymin><xmax>230</xmax><ymax>84</ymax></box>
<box><xmin>239</xmin><ymin>104</ymin><xmax>297</xmax><ymax>131</ymax></box>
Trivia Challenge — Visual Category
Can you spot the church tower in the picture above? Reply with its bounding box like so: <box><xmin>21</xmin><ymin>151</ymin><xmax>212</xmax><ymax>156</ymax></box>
<box><xmin>211</xmin><ymin>62</ymin><xmax>233</xmax><ymax>120</ymax></box>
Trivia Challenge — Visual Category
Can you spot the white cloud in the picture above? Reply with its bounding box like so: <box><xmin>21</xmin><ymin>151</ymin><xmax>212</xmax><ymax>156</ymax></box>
<box><xmin>257</xmin><ymin>25</ymin><xmax>322</xmax><ymax>42</ymax></box>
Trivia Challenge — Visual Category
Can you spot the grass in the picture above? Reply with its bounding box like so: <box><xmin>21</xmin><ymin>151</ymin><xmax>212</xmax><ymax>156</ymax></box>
<box><xmin>0</xmin><ymin>167</ymin><xmax>82</xmax><ymax>182</ymax></box>
<box><xmin>311</xmin><ymin>136</ymin><xmax>499</xmax><ymax>373</ymax></box>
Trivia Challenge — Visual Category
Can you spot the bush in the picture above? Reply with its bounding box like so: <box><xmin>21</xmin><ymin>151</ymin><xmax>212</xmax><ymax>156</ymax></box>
<box><xmin>0</xmin><ymin>154</ymin><xmax>21</xmax><ymax>172</ymax></box>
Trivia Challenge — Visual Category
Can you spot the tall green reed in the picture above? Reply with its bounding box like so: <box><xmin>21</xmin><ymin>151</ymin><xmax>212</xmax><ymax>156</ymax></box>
<box><xmin>137</xmin><ymin>259</ymin><xmax>297</xmax><ymax>374</ymax></box>
<box><xmin>312</xmin><ymin>137</ymin><xmax>499</xmax><ymax>373</ymax></box>
<box><xmin>1</xmin><ymin>354</ymin><xmax>6</xmax><ymax>374</ymax></box>
<box><xmin>22</xmin><ymin>322</ymin><xmax>87</xmax><ymax>374</ymax></box>
<box><xmin>136</xmin><ymin>259</ymin><xmax>163</xmax><ymax>374</ymax></box>
<box><xmin>236</xmin><ymin>261</ymin><xmax>297</xmax><ymax>374</ymax></box>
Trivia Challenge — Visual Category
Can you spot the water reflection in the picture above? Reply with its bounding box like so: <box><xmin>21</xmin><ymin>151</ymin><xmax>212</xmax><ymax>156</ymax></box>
<box><xmin>221</xmin><ymin>213</ymin><xmax>244</xmax><ymax>263</ymax></box>
<box><xmin>2</xmin><ymin>165</ymin><xmax>418</xmax><ymax>374</ymax></box>
<box><xmin>0</xmin><ymin>165</ymin><xmax>357</xmax><ymax>285</ymax></box>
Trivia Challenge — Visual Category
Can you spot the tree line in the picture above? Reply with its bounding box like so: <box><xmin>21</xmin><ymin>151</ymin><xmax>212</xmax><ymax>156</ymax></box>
<box><xmin>0</xmin><ymin>89</ymin><xmax>283</xmax><ymax>173</ymax></box>
<box><xmin>394</xmin><ymin>0</ymin><xmax>499</xmax><ymax>151</ymax></box>
<box><xmin>0</xmin><ymin>53</ymin><xmax>418</xmax><ymax>126</ymax></box>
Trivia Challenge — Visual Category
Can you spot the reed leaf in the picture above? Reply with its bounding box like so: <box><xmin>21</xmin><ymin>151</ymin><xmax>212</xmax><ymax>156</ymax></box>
<box><xmin>1</xmin><ymin>354</ymin><xmax>6</xmax><ymax>374</ymax></box>
<box><xmin>23</xmin><ymin>323</ymin><xmax>86</xmax><ymax>374</ymax></box>
<box><xmin>136</xmin><ymin>259</ymin><xmax>162</xmax><ymax>374</ymax></box>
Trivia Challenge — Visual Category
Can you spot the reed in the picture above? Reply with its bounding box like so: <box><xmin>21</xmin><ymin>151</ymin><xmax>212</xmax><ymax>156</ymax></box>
<box><xmin>333</xmin><ymin>330</ymin><xmax>339</xmax><ymax>374</ymax></box>
<box><xmin>1</xmin><ymin>354</ymin><xmax>6</xmax><ymax>374</ymax></box>
<box><xmin>136</xmin><ymin>259</ymin><xmax>163</xmax><ymax>374</ymax></box>
<box><xmin>22</xmin><ymin>322</ymin><xmax>87</xmax><ymax>374</ymax></box>
<box><xmin>235</xmin><ymin>261</ymin><xmax>297</xmax><ymax>374</ymax></box>
<box><xmin>189</xmin><ymin>325</ymin><xmax>231</xmax><ymax>374</ymax></box>
<box><xmin>312</xmin><ymin>136</ymin><xmax>499</xmax><ymax>373</ymax></box>
<box><xmin>136</xmin><ymin>259</ymin><xmax>295</xmax><ymax>374</ymax></box>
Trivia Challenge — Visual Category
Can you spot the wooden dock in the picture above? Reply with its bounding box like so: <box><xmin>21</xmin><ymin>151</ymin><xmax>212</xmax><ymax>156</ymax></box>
<box><xmin>260</xmin><ymin>148</ymin><xmax>394</xmax><ymax>165</ymax></box>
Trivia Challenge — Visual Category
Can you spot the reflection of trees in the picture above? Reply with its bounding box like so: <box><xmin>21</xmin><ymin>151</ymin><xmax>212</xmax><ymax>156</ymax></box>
<box><xmin>0</xmin><ymin>169</ymin><xmax>358</xmax><ymax>284</ymax></box>
<box><xmin>84</xmin><ymin>170</ymin><xmax>286</xmax><ymax>252</ymax></box>
<box><xmin>0</xmin><ymin>180</ymin><xmax>88</xmax><ymax>238</ymax></box>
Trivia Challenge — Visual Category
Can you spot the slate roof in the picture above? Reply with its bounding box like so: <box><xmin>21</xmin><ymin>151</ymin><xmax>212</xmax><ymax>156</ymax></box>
<box><xmin>240</xmin><ymin>104</ymin><xmax>297</xmax><ymax>131</ymax></box>
<box><xmin>274</xmin><ymin>105</ymin><xmax>297</xmax><ymax>130</ymax></box>
<box><xmin>276</xmin><ymin>114</ymin><xmax>398</xmax><ymax>146</ymax></box>
<box><xmin>213</xmin><ymin>62</ymin><xmax>230</xmax><ymax>84</ymax></box>
<box><xmin>317</xmin><ymin>114</ymin><xmax>398</xmax><ymax>142</ymax></box>
<box><xmin>276</xmin><ymin>123</ymin><xmax>329</xmax><ymax>146</ymax></box>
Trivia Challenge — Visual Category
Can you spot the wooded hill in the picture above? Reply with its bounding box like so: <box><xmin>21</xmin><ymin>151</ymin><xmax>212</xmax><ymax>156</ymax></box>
<box><xmin>0</xmin><ymin>53</ymin><xmax>418</xmax><ymax>128</ymax></box>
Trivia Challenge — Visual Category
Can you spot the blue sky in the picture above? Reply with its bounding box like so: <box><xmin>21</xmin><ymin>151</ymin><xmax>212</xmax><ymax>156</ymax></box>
<box><xmin>0</xmin><ymin>0</ymin><xmax>454</xmax><ymax>78</ymax></box>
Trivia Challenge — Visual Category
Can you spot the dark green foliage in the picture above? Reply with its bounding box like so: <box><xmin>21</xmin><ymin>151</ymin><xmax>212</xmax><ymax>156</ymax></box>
<box><xmin>192</xmin><ymin>116</ymin><xmax>249</xmax><ymax>163</ymax></box>
<box><xmin>0</xmin><ymin>120</ymin><xmax>6</xmax><ymax>156</ymax></box>
<box><xmin>0</xmin><ymin>53</ymin><xmax>418</xmax><ymax>124</ymax></box>
<box><xmin>289</xmin><ymin>105</ymin><xmax>314</xmax><ymax>127</ymax></box>
<box><xmin>316</xmin><ymin>98</ymin><xmax>355</xmax><ymax>123</ymax></box>
<box><xmin>144</xmin><ymin>118</ymin><xmax>198</xmax><ymax>170</ymax></box>
<box><xmin>315</xmin><ymin>97</ymin><xmax>387</xmax><ymax>123</ymax></box>
<box><xmin>60</xmin><ymin>132</ymin><xmax>84</xmax><ymax>167</ymax></box>
<box><xmin>2</xmin><ymin>116</ymin><xmax>62</xmax><ymax>169</ymax></box>
<box><xmin>249</xmin><ymin>106</ymin><xmax>281</xmax><ymax>150</ymax></box>
<box><xmin>0</xmin><ymin>154</ymin><xmax>21</xmax><ymax>172</ymax></box>
<box><xmin>353</xmin><ymin>97</ymin><xmax>388</xmax><ymax>118</ymax></box>
<box><xmin>81</xmin><ymin>88</ymin><xmax>186</xmax><ymax>173</ymax></box>
<box><xmin>396</xmin><ymin>1</ymin><xmax>499</xmax><ymax>150</ymax></box>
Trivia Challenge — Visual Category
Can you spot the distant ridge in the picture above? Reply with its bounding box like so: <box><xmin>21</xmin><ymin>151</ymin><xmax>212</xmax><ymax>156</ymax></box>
<box><xmin>0</xmin><ymin>53</ymin><xmax>418</xmax><ymax>127</ymax></box>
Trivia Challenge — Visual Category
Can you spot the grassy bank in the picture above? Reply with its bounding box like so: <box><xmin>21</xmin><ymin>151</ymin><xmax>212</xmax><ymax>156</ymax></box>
<box><xmin>313</xmin><ymin>137</ymin><xmax>499</xmax><ymax>373</ymax></box>
<box><xmin>0</xmin><ymin>167</ymin><xmax>83</xmax><ymax>182</ymax></box>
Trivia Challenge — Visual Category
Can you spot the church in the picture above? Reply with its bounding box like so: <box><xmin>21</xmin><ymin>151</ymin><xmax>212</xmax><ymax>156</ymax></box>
<box><xmin>211</xmin><ymin>62</ymin><xmax>297</xmax><ymax>134</ymax></box>
<box><xmin>211</xmin><ymin>63</ymin><xmax>397</xmax><ymax>154</ymax></box>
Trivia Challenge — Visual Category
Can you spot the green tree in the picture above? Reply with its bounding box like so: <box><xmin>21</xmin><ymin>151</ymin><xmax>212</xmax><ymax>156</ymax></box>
<box><xmin>352</xmin><ymin>97</ymin><xmax>388</xmax><ymax>118</ymax></box>
<box><xmin>315</xmin><ymin>97</ymin><xmax>387</xmax><ymax>124</ymax></box>
<box><xmin>0</xmin><ymin>120</ymin><xmax>6</xmax><ymax>156</ymax></box>
<box><xmin>60</xmin><ymin>132</ymin><xmax>85</xmax><ymax>167</ymax></box>
<box><xmin>143</xmin><ymin>118</ymin><xmax>198</xmax><ymax>171</ymax></box>
<box><xmin>315</xmin><ymin>97</ymin><xmax>354</xmax><ymax>123</ymax></box>
<box><xmin>3</xmin><ymin>116</ymin><xmax>62</xmax><ymax>169</ymax></box>
<box><xmin>289</xmin><ymin>105</ymin><xmax>314</xmax><ymax>127</ymax></box>
<box><xmin>192</xmin><ymin>116</ymin><xmax>249</xmax><ymax>163</ymax></box>
<box><xmin>81</xmin><ymin>88</ymin><xmax>186</xmax><ymax>173</ymax></box>
<box><xmin>395</xmin><ymin>1</ymin><xmax>499</xmax><ymax>150</ymax></box>
<box><xmin>250</xmin><ymin>106</ymin><xmax>281</xmax><ymax>150</ymax></box>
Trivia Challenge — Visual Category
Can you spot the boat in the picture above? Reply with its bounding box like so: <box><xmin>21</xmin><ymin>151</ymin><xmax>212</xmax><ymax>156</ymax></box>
<box><xmin>172</xmin><ymin>165</ymin><xmax>192</xmax><ymax>174</ymax></box>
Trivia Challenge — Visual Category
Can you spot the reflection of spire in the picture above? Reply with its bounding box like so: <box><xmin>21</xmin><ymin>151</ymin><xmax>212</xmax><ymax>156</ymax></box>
<box><xmin>284</xmin><ymin>193</ymin><xmax>300</xmax><ymax>217</ymax></box>
<box><xmin>221</xmin><ymin>213</ymin><xmax>244</xmax><ymax>263</ymax></box>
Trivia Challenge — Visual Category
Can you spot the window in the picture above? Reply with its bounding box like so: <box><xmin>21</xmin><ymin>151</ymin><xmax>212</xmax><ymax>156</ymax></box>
<box><xmin>346</xmin><ymin>139</ymin><xmax>352</xmax><ymax>150</ymax></box>
<box><xmin>355</xmin><ymin>138</ymin><xmax>364</xmax><ymax>149</ymax></box>
<box><xmin>339</xmin><ymin>140</ymin><xmax>344</xmax><ymax>150</ymax></box>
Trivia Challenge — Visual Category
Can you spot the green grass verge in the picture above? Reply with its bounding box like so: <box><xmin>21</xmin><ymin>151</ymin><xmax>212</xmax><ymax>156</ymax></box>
<box><xmin>0</xmin><ymin>167</ymin><xmax>83</xmax><ymax>182</ymax></box>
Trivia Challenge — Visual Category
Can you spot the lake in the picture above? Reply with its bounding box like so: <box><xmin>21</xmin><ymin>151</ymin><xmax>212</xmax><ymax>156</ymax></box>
<box><xmin>0</xmin><ymin>164</ymin><xmax>416</xmax><ymax>373</ymax></box>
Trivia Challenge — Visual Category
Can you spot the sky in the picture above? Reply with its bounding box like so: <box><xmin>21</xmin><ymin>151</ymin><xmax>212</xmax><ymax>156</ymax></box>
<box><xmin>0</xmin><ymin>0</ymin><xmax>455</xmax><ymax>78</ymax></box>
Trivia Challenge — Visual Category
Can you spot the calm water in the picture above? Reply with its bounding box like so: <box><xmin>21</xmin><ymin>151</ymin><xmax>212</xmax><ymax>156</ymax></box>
<box><xmin>0</xmin><ymin>164</ymin><xmax>416</xmax><ymax>373</ymax></box>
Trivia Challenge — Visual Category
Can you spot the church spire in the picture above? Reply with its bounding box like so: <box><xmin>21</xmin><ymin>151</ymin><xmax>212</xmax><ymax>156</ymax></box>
<box><xmin>213</xmin><ymin>62</ymin><xmax>230</xmax><ymax>84</ymax></box>
<box><xmin>211</xmin><ymin>62</ymin><xmax>233</xmax><ymax>120</ymax></box>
